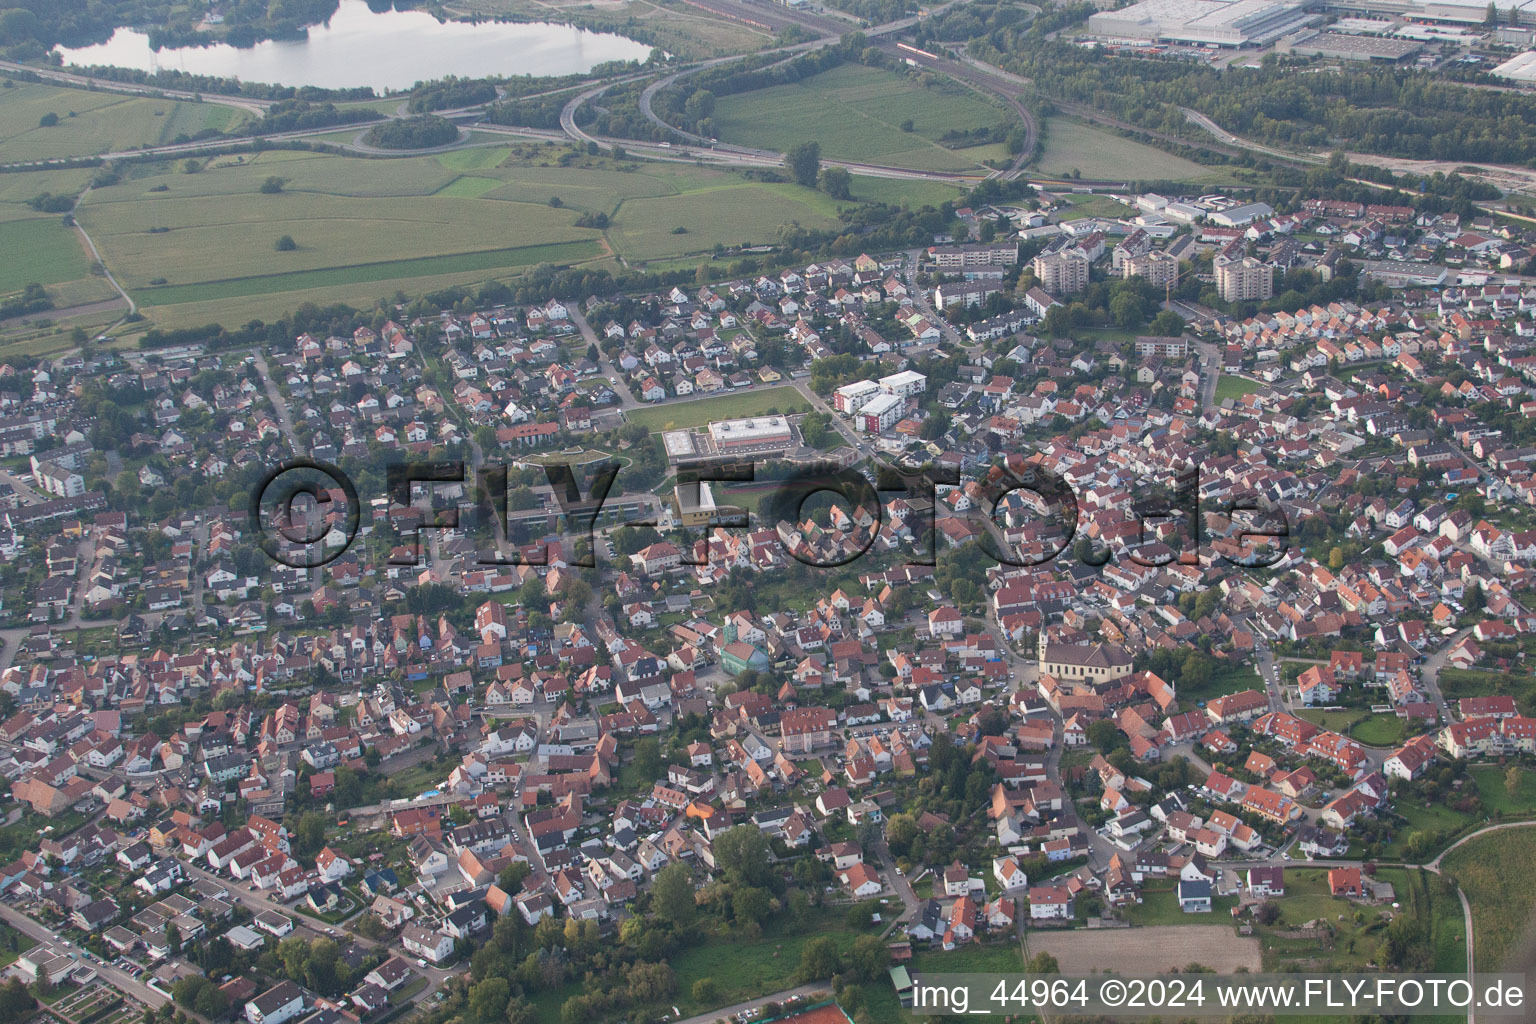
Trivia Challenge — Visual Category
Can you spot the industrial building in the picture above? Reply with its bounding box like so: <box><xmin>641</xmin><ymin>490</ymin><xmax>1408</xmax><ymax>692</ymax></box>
<box><xmin>1283</xmin><ymin>29</ymin><xmax>1423</xmax><ymax>60</ymax></box>
<box><xmin>1086</xmin><ymin>0</ymin><xmax>1319</xmax><ymax>47</ymax></box>
<box><xmin>1492</xmin><ymin>49</ymin><xmax>1536</xmax><ymax>82</ymax></box>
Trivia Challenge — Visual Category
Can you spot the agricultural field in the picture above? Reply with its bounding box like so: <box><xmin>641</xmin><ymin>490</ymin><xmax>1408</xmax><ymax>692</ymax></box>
<box><xmin>1441</xmin><ymin>826</ymin><xmax>1536</xmax><ymax>970</ymax></box>
<box><xmin>1036</xmin><ymin>118</ymin><xmax>1218</xmax><ymax>183</ymax></box>
<box><xmin>0</xmin><ymin>216</ymin><xmax>90</xmax><ymax>294</ymax></box>
<box><xmin>59</xmin><ymin>145</ymin><xmax>873</xmax><ymax>327</ymax></box>
<box><xmin>0</xmin><ymin>80</ymin><xmax>250</xmax><ymax>164</ymax></box>
<box><xmin>624</xmin><ymin>385</ymin><xmax>809</xmax><ymax>431</ymax></box>
<box><xmin>1030</xmin><ymin>923</ymin><xmax>1260</xmax><ymax>974</ymax></box>
<box><xmin>711</xmin><ymin>63</ymin><xmax>1010</xmax><ymax>173</ymax></box>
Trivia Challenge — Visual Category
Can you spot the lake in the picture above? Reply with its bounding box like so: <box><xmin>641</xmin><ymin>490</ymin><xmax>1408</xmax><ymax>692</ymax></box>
<box><xmin>55</xmin><ymin>0</ymin><xmax>653</xmax><ymax>93</ymax></box>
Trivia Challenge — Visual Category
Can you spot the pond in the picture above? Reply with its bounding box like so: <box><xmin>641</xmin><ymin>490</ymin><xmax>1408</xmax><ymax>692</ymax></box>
<box><xmin>55</xmin><ymin>0</ymin><xmax>653</xmax><ymax>93</ymax></box>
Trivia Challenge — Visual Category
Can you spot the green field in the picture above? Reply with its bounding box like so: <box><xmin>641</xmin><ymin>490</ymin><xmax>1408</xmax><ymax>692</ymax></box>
<box><xmin>607</xmin><ymin>182</ymin><xmax>841</xmax><ymax>261</ymax></box>
<box><xmin>0</xmin><ymin>81</ymin><xmax>250</xmax><ymax>163</ymax></box>
<box><xmin>1215</xmin><ymin>374</ymin><xmax>1259</xmax><ymax>403</ymax></box>
<box><xmin>712</xmin><ymin>63</ymin><xmax>1007</xmax><ymax>173</ymax></box>
<box><xmin>1442</xmin><ymin>827</ymin><xmax>1536</xmax><ymax>970</ymax></box>
<box><xmin>1179</xmin><ymin>663</ymin><xmax>1262</xmax><ymax>707</ymax></box>
<box><xmin>51</xmin><ymin>144</ymin><xmax>903</xmax><ymax>327</ymax></box>
<box><xmin>1037</xmin><ymin>118</ymin><xmax>1217</xmax><ymax>182</ymax></box>
<box><xmin>1124</xmin><ymin>885</ymin><xmax>1238</xmax><ymax>926</ymax></box>
<box><xmin>0</xmin><ymin>216</ymin><xmax>89</xmax><ymax>294</ymax></box>
<box><xmin>1296</xmin><ymin>706</ymin><xmax>1404</xmax><ymax>747</ymax></box>
<box><xmin>624</xmin><ymin>386</ymin><xmax>810</xmax><ymax>431</ymax></box>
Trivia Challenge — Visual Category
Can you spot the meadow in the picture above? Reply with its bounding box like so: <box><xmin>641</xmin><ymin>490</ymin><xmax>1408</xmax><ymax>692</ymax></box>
<box><xmin>1036</xmin><ymin>117</ymin><xmax>1218</xmax><ymax>182</ymax></box>
<box><xmin>59</xmin><ymin>144</ymin><xmax>880</xmax><ymax>327</ymax></box>
<box><xmin>711</xmin><ymin>63</ymin><xmax>1008</xmax><ymax>173</ymax></box>
<box><xmin>0</xmin><ymin>80</ymin><xmax>249</xmax><ymax>164</ymax></box>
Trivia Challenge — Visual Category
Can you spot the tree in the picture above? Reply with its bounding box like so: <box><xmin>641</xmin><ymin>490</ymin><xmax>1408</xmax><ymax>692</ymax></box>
<box><xmin>712</xmin><ymin>824</ymin><xmax>772</xmax><ymax>887</ymax></box>
<box><xmin>275</xmin><ymin>235</ymin><xmax>297</xmax><ymax>251</ymax></box>
<box><xmin>818</xmin><ymin>166</ymin><xmax>852</xmax><ymax>200</ymax></box>
<box><xmin>38</xmin><ymin>112</ymin><xmax>57</xmax><ymax>128</ymax></box>
<box><xmin>259</xmin><ymin>176</ymin><xmax>285</xmax><ymax>194</ymax></box>
<box><xmin>785</xmin><ymin>141</ymin><xmax>821</xmax><ymax>188</ymax></box>
<box><xmin>504</xmin><ymin>999</ymin><xmax>535</xmax><ymax>1024</ymax></box>
<box><xmin>651</xmin><ymin>861</ymin><xmax>696</xmax><ymax>927</ymax></box>
<box><xmin>1254</xmin><ymin>902</ymin><xmax>1281</xmax><ymax>925</ymax></box>
<box><xmin>683</xmin><ymin>88</ymin><xmax>716</xmax><ymax>122</ymax></box>
<box><xmin>1026</xmin><ymin>951</ymin><xmax>1060</xmax><ymax>974</ymax></box>
<box><xmin>732</xmin><ymin>885</ymin><xmax>772</xmax><ymax>925</ymax></box>
<box><xmin>847</xmin><ymin>934</ymin><xmax>890</xmax><ymax>982</ymax></box>
<box><xmin>692</xmin><ymin>978</ymin><xmax>719</xmax><ymax>1004</ymax></box>
<box><xmin>799</xmin><ymin>935</ymin><xmax>842</xmax><ymax>980</ymax></box>
<box><xmin>192</xmin><ymin>985</ymin><xmax>229</xmax><ymax>1019</ymax></box>
<box><xmin>1506</xmin><ymin>765</ymin><xmax>1522</xmax><ymax>800</ymax></box>
<box><xmin>1149</xmin><ymin>309</ymin><xmax>1185</xmax><ymax>336</ymax></box>
<box><xmin>1328</xmin><ymin>547</ymin><xmax>1344</xmax><ymax>570</ymax></box>
<box><xmin>469</xmin><ymin>978</ymin><xmax>511</xmax><ymax>1023</ymax></box>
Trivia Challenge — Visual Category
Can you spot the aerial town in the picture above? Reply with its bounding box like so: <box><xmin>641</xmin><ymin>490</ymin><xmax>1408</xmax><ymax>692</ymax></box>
<box><xmin>0</xmin><ymin>170</ymin><xmax>1531</xmax><ymax>1024</ymax></box>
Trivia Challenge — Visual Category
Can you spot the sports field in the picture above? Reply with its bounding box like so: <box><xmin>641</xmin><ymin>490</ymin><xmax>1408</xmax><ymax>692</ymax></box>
<box><xmin>1037</xmin><ymin>118</ymin><xmax>1217</xmax><ymax>182</ymax></box>
<box><xmin>624</xmin><ymin>386</ymin><xmax>809</xmax><ymax>431</ymax></box>
<box><xmin>0</xmin><ymin>81</ymin><xmax>250</xmax><ymax>164</ymax></box>
<box><xmin>711</xmin><ymin>63</ymin><xmax>1008</xmax><ymax>173</ymax></box>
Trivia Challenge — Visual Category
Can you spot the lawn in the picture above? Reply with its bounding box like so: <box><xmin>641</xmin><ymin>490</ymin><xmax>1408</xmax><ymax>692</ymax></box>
<box><xmin>624</xmin><ymin>386</ymin><xmax>810</xmax><ymax>431</ymax></box>
<box><xmin>1036</xmin><ymin>117</ymin><xmax>1219</xmax><ymax>182</ymax></box>
<box><xmin>1295</xmin><ymin>707</ymin><xmax>1403</xmax><ymax>747</ymax></box>
<box><xmin>1441</xmin><ymin>826</ymin><xmax>1536</xmax><ymax>971</ymax></box>
<box><xmin>1179</xmin><ymin>663</ymin><xmax>1262</xmax><ymax>706</ymax></box>
<box><xmin>1296</xmin><ymin>707</ymin><xmax>1368</xmax><ymax>733</ymax></box>
<box><xmin>711</xmin><ymin>63</ymin><xmax>1008</xmax><ymax>173</ymax></box>
<box><xmin>1214</xmin><ymin>374</ymin><xmax>1259</xmax><ymax>403</ymax></box>
<box><xmin>1123</xmin><ymin>885</ymin><xmax>1237</xmax><ymax>926</ymax></box>
<box><xmin>1468</xmin><ymin>764</ymin><xmax>1536</xmax><ymax>818</ymax></box>
<box><xmin>1350</xmin><ymin>714</ymin><xmax>1405</xmax><ymax>747</ymax></box>
<box><xmin>0</xmin><ymin>216</ymin><xmax>89</xmax><ymax>294</ymax></box>
<box><xmin>0</xmin><ymin>81</ymin><xmax>250</xmax><ymax>163</ymax></box>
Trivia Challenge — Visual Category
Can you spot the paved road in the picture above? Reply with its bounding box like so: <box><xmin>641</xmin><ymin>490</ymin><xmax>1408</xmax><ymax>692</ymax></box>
<box><xmin>253</xmin><ymin>353</ymin><xmax>301</xmax><ymax>455</ymax></box>
<box><xmin>0</xmin><ymin>59</ymin><xmax>271</xmax><ymax>115</ymax></box>
<box><xmin>570</xmin><ymin>309</ymin><xmax>637</xmax><ymax>408</ymax></box>
<box><xmin>669</xmin><ymin>985</ymin><xmax>827</xmax><ymax>1024</ymax></box>
<box><xmin>0</xmin><ymin>902</ymin><xmax>171</xmax><ymax>1010</ymax></box>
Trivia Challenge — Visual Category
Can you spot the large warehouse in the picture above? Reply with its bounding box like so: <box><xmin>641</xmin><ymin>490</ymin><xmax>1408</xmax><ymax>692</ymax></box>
<box><xmin>1086</xmin><ymin>0</ymin><xmax>1319</xmax><ymax>46</ymax></box>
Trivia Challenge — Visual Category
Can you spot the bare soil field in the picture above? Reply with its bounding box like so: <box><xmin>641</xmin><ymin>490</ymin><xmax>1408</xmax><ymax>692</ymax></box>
<box><xmin>1028</xmin><ymin>925</ymin><xmax>1262</xmax><ymax>974</ymax></box>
